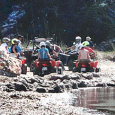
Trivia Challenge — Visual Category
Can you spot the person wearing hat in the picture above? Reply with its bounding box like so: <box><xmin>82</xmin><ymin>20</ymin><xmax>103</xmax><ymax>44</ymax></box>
<box><xmin>82</xmin><ymin>36</ymin><xmax>94</xmax><ymax>48</ymax></box>
<box><xmin>11</xmin><ymin>35</ymin><xmax>23</xmax><ymax>48</ymax></box>
<box><xmin>10</xmin><ymin>39</ymin><xmax>22</xmax><ymax>57</ymax></box>
<box><xmin>38</xmin><ymin>42</ymin><xmax>52</xmax><ymax>60</ymax></box>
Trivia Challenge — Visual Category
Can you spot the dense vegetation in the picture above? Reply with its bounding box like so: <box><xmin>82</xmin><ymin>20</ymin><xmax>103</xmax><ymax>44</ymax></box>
<box><xmin>0</xmin><ymin>0</ymin><xmax>115</xmax><ymax>45</ymax></box>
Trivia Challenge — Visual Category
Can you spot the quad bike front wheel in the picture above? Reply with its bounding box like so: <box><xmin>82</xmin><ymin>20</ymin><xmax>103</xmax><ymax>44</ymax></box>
<box><xmin>72</xmin><ymin>66</ymin><xmax>79</xmax><ymax>72</ymax></box>
<box><xmin>58</xmin><ymin>67</ymin><xmax>63</xmax><ymax>74</ymax></box>
<box><xmin>68</xmin><ymin>59</ymin><xmax>74</xmax><ymax>71</ymax></box>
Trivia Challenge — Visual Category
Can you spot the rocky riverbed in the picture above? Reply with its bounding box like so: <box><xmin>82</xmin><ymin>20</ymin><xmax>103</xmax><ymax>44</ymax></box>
<box><xmin>0</xmin><ymin>58</ymin><xmax>115</xmax><ymax>115</ymax></box>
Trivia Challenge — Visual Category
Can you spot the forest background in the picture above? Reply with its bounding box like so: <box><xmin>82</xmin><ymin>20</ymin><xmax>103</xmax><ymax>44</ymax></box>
<box><xmin>0</xmin><ymin>0</ymin><xmax>115</xmax><ymax>46</ymax></box>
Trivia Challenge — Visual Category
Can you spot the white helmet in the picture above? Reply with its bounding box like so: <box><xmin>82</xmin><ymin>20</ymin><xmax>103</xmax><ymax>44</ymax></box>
<box><xmin>75</xmin><ymin>36</ymin><xmax>81</xmax><ymax>43</ymax></box>
<box><xmin>40</xmin><ymin>42</ymin><xmax>46</xmax><ymax>47</ymax></box>
<box><xmin>45</xmin><ymin>40</ymin><xmax>50</xmax><ymax>47</ymax></box>
<box><xmin>2</xmin><ymin>37</ymin><xmax>10</xmax><ymax>43</ymax></box>
<box><xmin>75</xmin><ymin>36</ymin><xmax>81</xmax><ymax>40</ymax></box>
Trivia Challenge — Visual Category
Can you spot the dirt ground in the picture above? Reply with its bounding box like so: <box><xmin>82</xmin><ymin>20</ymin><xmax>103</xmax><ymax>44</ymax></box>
<box><xmin>0</xmin><ymin>51</ymin><xmax>115</xmax><ymax>115</ymax></box>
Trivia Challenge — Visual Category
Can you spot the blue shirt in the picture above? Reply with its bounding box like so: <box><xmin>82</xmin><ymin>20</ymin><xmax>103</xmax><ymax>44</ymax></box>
<box><xmin>8</xmin><ymin>45</ymin><xmax>22</xmax><ymax>53</ymax></box>
<box><xmin>38</xmin><ymin>48</ymin><xmax>49</xmax><ymax>59</ymax></box>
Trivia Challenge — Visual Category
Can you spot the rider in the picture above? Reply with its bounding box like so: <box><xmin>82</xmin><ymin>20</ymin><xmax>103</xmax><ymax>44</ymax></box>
<box><xmin>38</xmin><ymin>42</ymin><xmax>52</xmax><ymax>60</ymax></box>
<box><xmin>68</xmin><ymin>36</ymin><xmax>82</xmax><ymax>52</ymax></box>
<box><xmin>77</xmin><ymin>44</ymin><xmax>91</xmax><ymax>62</ymax></box>
<box><xmin>49</xmin><ymin>38</ymin><xmax>63</xmax><ymax>54</ymax></box>
<box><xmin>82</xmin><ymin>36</ymin><xmax>94</xmax><ymax>48</ymax></box>
<box><xmin>11</xmin><ymin>35</ymin><xmax>23</xmax><ymax>49</ymax></box>
<box><xmin>1</xmin><ymin>37</ymin><xmax>10</xmax><ymax>52</ymax></box>
<box><xmin>45</xmin><ymin>40</ymin><xmax>58</xmax><ymax>58</ymax></box>
<box><xmin>82</xmin><ymin>37</ymin><xmax>95</xmax><ymax>59</ymax></box>
<box><xmin>10</xmin><ymin>39</ymin><xmax>23</xmax><ymax>58</ymax></box>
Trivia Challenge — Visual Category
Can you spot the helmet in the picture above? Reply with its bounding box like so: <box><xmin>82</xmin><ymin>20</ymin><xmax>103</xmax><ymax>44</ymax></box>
<box><xmin>13</xmin><ymin>39</ymin><xmax>20</xmax><ymax>44</ymax></box>
<box><xmin>75</xmin><ymin>36</ymin><xmax>81</xmax><ymax>43</ymax></box>
<box><xmin>18</xmin><ymin>35</ymin><xmax>23</xmax><ymax>38</ymax></box>
<box><xmin>2</xmin><ymin>37</ymin><xmax>10</xmax><ymax>43</ymax></box>
<box><xmin>40</xmin><ymin>42</ymin><xmax>46</xmax><ymax>47</ymax></box>
<box><xmin>86</xmin><ymin>36</ymin><xmax>91</xmax><ymax>41</ymax></box>
<box><xmin>78</xmin><ymin>44</ymin><xmax>84</xmax><ymax>50</ymax></box>
<box><xmin>45</xmin><ymin>40</ymin><xmax>50</xmax><ymax>47</ymax></box>
<box><xmin>82</xmin><ymin>41</ymin><xmax>89</xmax><ymax>46</ymax></box>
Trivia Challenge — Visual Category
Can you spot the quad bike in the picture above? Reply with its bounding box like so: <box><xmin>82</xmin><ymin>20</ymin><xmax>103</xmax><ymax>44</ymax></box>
<box><xmin>24</xmin><ymin>37</ymin><xmax>51</xmax><ymax>67</ymax></box>
<box><xmin>72</xmin><ymin>60</ymin><xmax>100</xmax><ymax>73</ymax></box>
<box><xmin>30</xmin><ymin>59</ymin><xmax>63</xmax><ymax>76</ymax></box>
<box><xmin>59</xmin><ymin>49</ymin><xmax>78</xmax><ymax>71</ymax></box>
<box><xmin>59</xmin><ymin>47</ymin><xmax>97</xmax><ymax>71</ymax></box>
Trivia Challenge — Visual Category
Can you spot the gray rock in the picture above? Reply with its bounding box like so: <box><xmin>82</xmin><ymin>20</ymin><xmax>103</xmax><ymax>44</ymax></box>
<box><xmin>78</xmin><ymin>81</ymin><xmax>87</xmax><ymax>87</ymax></box>
<box><xmin>93</xmin><ymin>73</ymin><xmax>100</xmax><ymax>77</ymax></box>
<box><xmin>36</xmin><ymin>87</ymin><xmax>46</xmax><ymax>93</ymax></box>
<box><xmin>14</xmin><ymin>82</ymin><xmax>27</xmax><ymax>91</ymax></box>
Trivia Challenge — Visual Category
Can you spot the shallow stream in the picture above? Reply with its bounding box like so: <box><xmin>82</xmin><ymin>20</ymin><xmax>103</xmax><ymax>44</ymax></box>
<box><xmin>70</xmin><ymin>87</ymin><xmax>115</xmax><ymax>115</ymax></box>
<box><xmin>42</xmin><ymin>87</ymin><xmax>115</xmax><ymax>115</ymax></box>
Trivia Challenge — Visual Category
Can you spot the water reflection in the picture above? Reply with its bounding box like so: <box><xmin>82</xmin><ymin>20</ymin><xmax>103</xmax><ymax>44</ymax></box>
<box><xmin>71</xmin><ymin>87</ymin><xmax>115</xmax><ymax>114</ymax></box>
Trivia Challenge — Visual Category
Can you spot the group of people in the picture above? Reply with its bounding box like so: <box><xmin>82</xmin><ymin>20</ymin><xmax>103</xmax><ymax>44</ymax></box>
<box><xmin>68</xmin><ymin>36</ymin><xmax>94</xmax><ymax>62</ymax></box>
<box><xmin>38</xmin><ymin>39</ymin><xmax>62</xmax><ymax>61</ymax></box>
<box><xmin>38</xmin><ymin>36</ymin><xmax>94</xmax><ymax>63</ymax></box>
<box><xmin>0</xmin><ymin>35</ymin><xmax>94</xmax><ymax>63</ymax></box>
<box><xmin>0</xmin><ymin>35</ymin><xmax>23</xmax><ymax>58</ymax></box>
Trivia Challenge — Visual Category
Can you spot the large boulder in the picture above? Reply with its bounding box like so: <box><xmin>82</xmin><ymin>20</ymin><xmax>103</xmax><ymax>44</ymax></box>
<box><xmin>0</xmin><ymin>48</ymin><xmax>22</xmax><ymax>75</ymax></box>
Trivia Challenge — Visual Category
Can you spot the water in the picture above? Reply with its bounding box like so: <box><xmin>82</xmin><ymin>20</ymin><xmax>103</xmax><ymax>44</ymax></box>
<box><xmin>70</xmin><ymin>87</ymin><xmax>115</xmax><ymax>115</ymax></box>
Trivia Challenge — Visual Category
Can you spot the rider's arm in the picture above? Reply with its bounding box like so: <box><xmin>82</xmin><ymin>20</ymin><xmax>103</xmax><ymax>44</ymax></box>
<box><xmin>38</xmin><ymin>51</ymin><xmax>40</xmax><ymax>60</ymax></box>
<box><xmin>47</xmin><ymin>52</ymin><xmax>52</xmax><ymax>60</ymax></box>
<box><xmin>68</xmin><ymin>45</ymin><xmax>76</xmax><ymax>50</ymax></box>
<box><xmin>12</xmin><ymin>45</ymin><xmax>18</xmax><ymax>56</ymax></box>
<box><xmin>52</xmin><ymin>50</ymin><xmax>58</xmax><ymax>57</ymax></box>
<box><xmin>56</xmin><ymin>45</ymin><xmax>61</xmax><ymax>53</ymax></box>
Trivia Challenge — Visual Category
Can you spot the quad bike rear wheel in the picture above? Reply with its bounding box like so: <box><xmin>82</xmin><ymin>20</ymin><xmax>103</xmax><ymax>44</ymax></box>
<box><xmin>68</xmin><ymin>59</ymin><xmax>74</xmax><ymax>71</ymax></box>
<box><xmin>30</xmin><ymin>61</ymin><xmax>36</xmax><ymax>72</ymax></box>
<box><xmin>90</xmin><ymin>68</ymin><xmax>95</xmax><ymax>72</ymax></box>
<box><xmin>33</xmin><ymin>69</ymin><xmax>42</xmax><ymax>76</ymax></box>
<box><xmin>58</xmin><ymin>67</ymin><xmax>63</xmax><ymax>74</ymax></box>
<box><xmin>72</xmin><ymin>66</ymin><xmax>79</xmax><ymax>72</ymax></box>
<box><xmin>53</xmin><ymin>66</ymin><xmax>58</xmax><ymax>73</ymax></box>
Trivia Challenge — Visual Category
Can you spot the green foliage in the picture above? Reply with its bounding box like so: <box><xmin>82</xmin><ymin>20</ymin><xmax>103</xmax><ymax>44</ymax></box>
<box><xmin>1</xmin><ymin>0</ymin><xmax>115</xmax><ymax>45</ymax></box>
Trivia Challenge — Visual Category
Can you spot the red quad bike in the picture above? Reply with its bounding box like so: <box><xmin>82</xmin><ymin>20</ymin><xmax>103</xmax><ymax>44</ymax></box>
<box><xmin>31</xmin><ymin>59</ymin><xmax>63</xmax><ymax>76</ymax></box>
<box><xmin>72</xmin><ymin>60</ymin><xmax>100</xmax><ymax>73</ymax></box>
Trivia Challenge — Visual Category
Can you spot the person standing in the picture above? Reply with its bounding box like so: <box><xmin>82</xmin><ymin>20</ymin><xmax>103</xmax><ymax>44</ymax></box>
<box><xmin>1</xmin><ymin>37</ymin><xmax>10</xmax><ymax>52</ymax></box>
